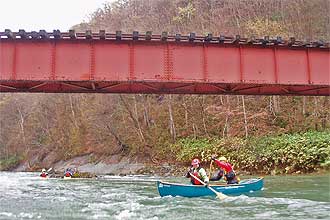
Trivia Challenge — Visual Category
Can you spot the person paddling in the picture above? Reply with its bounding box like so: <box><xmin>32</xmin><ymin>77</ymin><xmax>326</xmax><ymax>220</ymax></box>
<box><xmin>40</xmin><ymin>168</ymin><xmax>48</xmax><ymax>178</ymax></box>
<box><xmin>64</xmin><ymin>168</ymin><xmax>74</xmax><ymax>178</ymax></box>
<box><xmin>185</xmin><ymin>158</ymin><xmax>209</xmax><ymax>186</ymax></box>
<box><xmin>211</xmin><ymin>156</ymin><xmax>238</xmax><ymax>184</ymax></box>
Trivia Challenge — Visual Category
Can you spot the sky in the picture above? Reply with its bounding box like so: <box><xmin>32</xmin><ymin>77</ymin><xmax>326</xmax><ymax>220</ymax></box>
<box><xmin>0</xmin><ymin>0</ymin><xmax>114</xmax><ymax>32</ymax></box>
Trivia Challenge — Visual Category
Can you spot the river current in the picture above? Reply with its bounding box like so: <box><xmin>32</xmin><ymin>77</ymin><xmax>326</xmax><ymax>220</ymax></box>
<box><xmin>0</xmin><ymin>172</ymin><xmax>329</xmax><ymax>219</ymax></box>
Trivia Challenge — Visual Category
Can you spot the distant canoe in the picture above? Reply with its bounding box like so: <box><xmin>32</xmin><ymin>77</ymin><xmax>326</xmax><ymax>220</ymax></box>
<box><xmin>157</xmin><ymin>178</ymin><xmax>264</xmax><ymax>197</ymax></box>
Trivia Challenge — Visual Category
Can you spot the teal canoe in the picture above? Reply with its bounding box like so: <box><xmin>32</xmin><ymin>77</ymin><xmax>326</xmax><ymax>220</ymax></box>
<box><xmin>157</xmin><ymin>177</ymin><xmax>264</xmax><ymax>197</ymax></box>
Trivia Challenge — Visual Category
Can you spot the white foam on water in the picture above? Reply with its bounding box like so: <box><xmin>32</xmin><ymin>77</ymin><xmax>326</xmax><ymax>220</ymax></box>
<box><xmin>83</xmin><ymin>202</ymin><xmax>113</xmax><ymax>210</ymax></box>
<box><xmin>90</xmin><ymin>213</ymin><xmax>110</xmax><ymax>219</ymax></box>
<box><xmin>0</xmin><ymin>212</ymin><xmax>14</xmax><ymax>217</ymax></box>
<box><xmin>101</xmin><ymin>192</ymin><xmax>128</xmax><ymax>199</ymax></box>
<box><xmin>0</xmin><ymin>175</ymin><xmax>20</xmax><ymax>190</ymax></box>
<box><xmin>114</xmin><ymin>209</ymin><xmax>135</xmax><ymax>220</ymax></box>
<box><xmin>254</xmin><ymin>211</ymin><xmax>280</xmax><ymax>218</ymax></box>
<box><xmin>18</xmin><ymin>212</ymin><xmax>34</xmax><ymax>219</ymax></box>
<box><xmin>221</xmin><ymin>194</ymin><xmax>250</xmax><ymax>203</ymax></box>
<box><xmin>0</xmin><ymin>175</ymin><xmax>28</xmax><ymax>199</ymax></box>
<box><xmin>286</xmin><ymin>199</ymin><xmax>330</xmax><ymax>217</ymax></box>
<box><xmin>56</xmin><ymin>196</ymin><xmax>71</xmax><ymax>202</ymax></box>
<box><xmin>81</xmin><ymin>203</ymin><xmax>111</xmax><ymax>219</ymax></box>
<box><xmin>145</xmin><ymin>217</ymin><xmax>159</xmax><ymax>220</ymax></box>
<box><xmin>101</xmin><ymin>175</ymin><xmax>159</xmax><ymax>183</ymax></box>
<box><xmin>224</xmin><ymin>194</ymin><xmax>327</xmax><ymax>207</ymax></box>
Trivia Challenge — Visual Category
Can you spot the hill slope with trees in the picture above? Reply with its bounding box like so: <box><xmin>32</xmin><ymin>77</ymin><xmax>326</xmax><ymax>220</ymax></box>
<box><xmin>1</xmin><ymin>0</ymin><xmax>329</xmax><ymax>174</ymax></box>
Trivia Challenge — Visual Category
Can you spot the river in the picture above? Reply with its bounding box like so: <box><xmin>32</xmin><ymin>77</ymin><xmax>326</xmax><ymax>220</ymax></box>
<box><xmin>0</xmin><ymin>172</ymin><xmax>329</xmax><ymax>219</ymax></box>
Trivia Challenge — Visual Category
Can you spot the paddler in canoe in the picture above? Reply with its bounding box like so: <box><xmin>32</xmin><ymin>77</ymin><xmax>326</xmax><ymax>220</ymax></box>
<box><xmin>64</xmin><ymin>167</ymin><xmax>83</xmax><ymax>178</ymax></box>
<box><xmin>211</xmin><ymin>155</ymin><xmax>239</xmax><ymax>184</ymax></box>
<box><xmin>40</xmin><ymin>168</ymin><xmax>53</xmax><ymax>178</ymax></box>
<box><xmin>156</xmin><ymin>157</ymin><xmax>262</xmax><ymax>198</ymax></box>
<box><xmin>40</xmin><ymin>168</ymin><xmax>48</xmax><ymax>178</ymax></box>
<box><xmin>64</xmin><ymin>168</ymin><xmax>74</xmax><ymax>178</ymax></box>
<box><xmin>185</xmin><ymin>158</ymin><xmax>210</xmax><ymax>186</ymax></box>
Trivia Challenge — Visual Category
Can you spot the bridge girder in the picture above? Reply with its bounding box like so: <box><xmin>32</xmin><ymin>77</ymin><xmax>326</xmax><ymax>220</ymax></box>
<box><xmin>0</xmin><ymin>31</ymin><xmax>329</xmax><ymax>95</ymax></box>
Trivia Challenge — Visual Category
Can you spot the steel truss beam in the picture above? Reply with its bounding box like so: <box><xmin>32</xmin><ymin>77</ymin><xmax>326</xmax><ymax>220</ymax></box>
<box><xmin>0</xmin><ymin>31</ymin><xmax>329</xmax><ymax>95</ymax></box>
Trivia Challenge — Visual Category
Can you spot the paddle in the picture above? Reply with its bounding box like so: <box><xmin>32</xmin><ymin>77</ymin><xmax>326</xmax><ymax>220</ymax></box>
<box><xmin>208</xmin><ymin>160</ymin><xmax>213</xmax><ymax>180</ymax></box>
<box><xmin>46</xmin><ymin>167</ymin><xmax>54</xmax><ymax>177</ymax></box>
<box><xmin>189</xmin><ymin>172</ymin><xmax>228</xmax><ymax>200</ymax></box>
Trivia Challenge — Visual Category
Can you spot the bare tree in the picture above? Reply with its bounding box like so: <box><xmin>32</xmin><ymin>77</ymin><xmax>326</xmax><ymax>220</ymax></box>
<box><xmin>223</xmin><ymin>96</ymin><xmax>231</xmax><ymax>137</ymax></box>
<box><xmin>242</xmin><ymin>95</ymin><xmax>248</xmax><ymax>138</ymax></box>
<box><xmin>167</xmin><ymin>95</ymin><xmax>176</xmax><ymax>142</ymax></box>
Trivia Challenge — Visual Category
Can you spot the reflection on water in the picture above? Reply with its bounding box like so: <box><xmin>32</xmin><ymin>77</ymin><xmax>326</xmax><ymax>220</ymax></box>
<box><xmin>0</xmin><ymin>172</ymin><xmax>329</xmax><ymax>220</ymax></box>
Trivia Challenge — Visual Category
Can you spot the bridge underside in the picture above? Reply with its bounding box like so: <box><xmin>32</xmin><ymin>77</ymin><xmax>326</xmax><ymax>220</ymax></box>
<box><xmin>1</xmin><ymin>31</ymin><xmax>329</xmax><ymax>95</ymax></box>
<box><xmin>0</xmin><ymin>81</ymin><xmax>328</xmax><ymax>96</ymax></box>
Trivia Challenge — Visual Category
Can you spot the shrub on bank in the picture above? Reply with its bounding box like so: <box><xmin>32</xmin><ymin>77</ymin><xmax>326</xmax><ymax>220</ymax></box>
<box><xmin>172</xmin><ymin>131</ymin><xmax>330</xmax><ymax>174</ymax></box>
<box><xmin>0</xmin><ymin>155</ymin><xmax>21</xmax><ymax>170</ymax></box>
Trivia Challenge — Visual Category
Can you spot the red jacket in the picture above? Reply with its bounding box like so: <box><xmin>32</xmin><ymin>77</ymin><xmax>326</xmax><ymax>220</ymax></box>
<box><xmin>214</xmin><ymin>160</ymin><xmax>234</xmax><ymax>173</ymax></box>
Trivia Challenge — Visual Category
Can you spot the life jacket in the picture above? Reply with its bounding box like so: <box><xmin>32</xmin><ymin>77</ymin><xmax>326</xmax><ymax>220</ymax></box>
<box><xmin>210</xmin><ymin>169</ymin><xmax>224</xmax><ymax>181</ymax></box>
<box><xmin>225</xmin><ymin>170</ymin><xmax>239</xmax><ymax>184</ymax></box>
<box><xmin>191</xmin><ymin>168</ymin><xmax>202</xmax><ymax>185</ymax></box>
<box><xmin>40</xmin><ymin>173</ymin><xmax>47</xmax><ymax>178</ymax></box>
<box><xmin>65</xmin><ymin>171</ymin><xmax>72</xmax><ymax>177</ymax></box>
<box><xmin>215</xmin><ymin>160</ymin><xmax>239</xmax><ymax>184</ymax></box>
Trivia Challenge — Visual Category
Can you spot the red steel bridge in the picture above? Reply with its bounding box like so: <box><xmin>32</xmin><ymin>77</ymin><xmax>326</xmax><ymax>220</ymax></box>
<box><xmin>0</xmin><ymin>30</ymin><xmax>329</xmax><ymax>95</ymax></box>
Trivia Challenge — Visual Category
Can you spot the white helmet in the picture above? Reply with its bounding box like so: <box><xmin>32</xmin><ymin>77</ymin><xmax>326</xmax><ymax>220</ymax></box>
<box><xmin>42</xmin><ymin>168</ymin><xmax>46</xmax><ymax>172</ymax></box>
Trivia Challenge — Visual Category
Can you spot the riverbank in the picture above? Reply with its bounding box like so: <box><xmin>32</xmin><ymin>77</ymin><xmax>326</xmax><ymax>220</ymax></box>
<box><xmin>2</xmin><ymin>131</ymin><xmax>329</xmax><ymax>177</ymax></box>
<box><xmin>4</xmin><ymin>152</ymin><xmax>328</xmax><ymax>178</ymax></box>
<box><xmin>5</xmin><ymin>152</ymin><xmax>180</xmax><ymax>176</ymax></box>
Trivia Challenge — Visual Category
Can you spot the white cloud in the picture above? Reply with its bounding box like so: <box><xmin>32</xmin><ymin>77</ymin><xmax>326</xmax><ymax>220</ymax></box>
<box><xmin>0</xmin><ymin>0</ymin><xmax>113</xmax><ymax>32</ymax></box>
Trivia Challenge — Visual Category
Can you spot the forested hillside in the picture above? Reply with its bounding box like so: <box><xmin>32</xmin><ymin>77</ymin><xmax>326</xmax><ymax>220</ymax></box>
<box><xmin>1</xmin><ymin>0</ymin><xmax>329</xmax><ymax>173</ymax></box>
